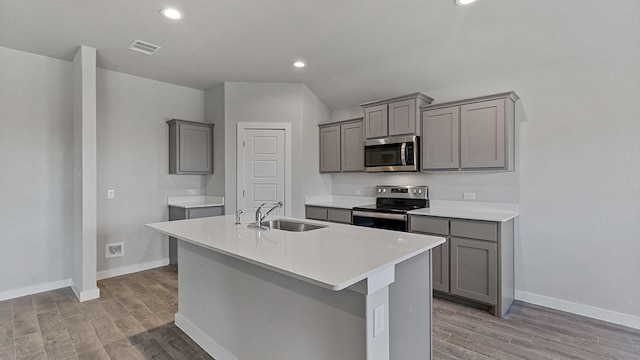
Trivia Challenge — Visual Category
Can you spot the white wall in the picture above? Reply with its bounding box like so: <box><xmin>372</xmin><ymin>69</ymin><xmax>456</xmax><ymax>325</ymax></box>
<box><xmin>213</xmin><ymin>82</ymin><xmax>331</xmax><ymax>217</ymax></box>
<box><xmin>96</xmin><ymin>69</ymin><xmax>205</xmax><ymax>275</ymax></box>
<box><xmin>332</xmin><ymin>48</ymin><xmax>640</xmax><ymax>323</ymax></box>
<box><xmin>0</xmin><ymin>47</ymin><xmax>74</xmax><ymax>297</ymax></box>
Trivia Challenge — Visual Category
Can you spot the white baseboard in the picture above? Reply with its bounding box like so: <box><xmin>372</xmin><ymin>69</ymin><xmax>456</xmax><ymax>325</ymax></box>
<box><xmin>516</xmin><ymin>290</ymin><xmax>640</xmax><ymax>330</ymax></box>
<box><xmin>175</xmin><ymin>313</ymin><xmax>238</xmax><ymax>360</ymax></box>
<box><xmin>0</xmin><ymin>278</ymin><xmax>73</xmax><ymax>302</ymax></box>
<box><xmin>96</xmin><ymin>258</ymin><xmax>170</xmax><ymax>280</ymax></box>
<box><xmin>70</xmin><ymin>283</ymin><xmax>100</xmax><ymax>302</ymax></box>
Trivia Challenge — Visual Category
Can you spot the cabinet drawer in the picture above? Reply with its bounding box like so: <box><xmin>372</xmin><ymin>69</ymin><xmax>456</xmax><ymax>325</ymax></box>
<box><xmin>327</xmin><ymin>208</ymin><xmax>352</xmax><ymax>224</ymax></box>
<box><xmin>306</xmin><ymin>206</ymin><xmax>328</xmax><ymax>221</ymax></box>
<box><xmin>450</xmin><ymin>219</ymin><xmax>497</xmax><ymax>242</ymax></box>
<box><xmin>187</xmin><ymin>206</ymin><xmax>223</xmax><ymax>219</ymax></box>
<box><xmin>410</xmin><ymin>216</ymin><xmax>449</xmax><ymax>235</ymax></box>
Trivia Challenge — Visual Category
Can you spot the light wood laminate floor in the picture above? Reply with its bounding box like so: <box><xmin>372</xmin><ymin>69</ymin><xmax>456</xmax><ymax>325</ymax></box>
<box><xmin>1</xmin><ymin>265</ymin><xmax>638</xmax><ymax>359</ymax></box>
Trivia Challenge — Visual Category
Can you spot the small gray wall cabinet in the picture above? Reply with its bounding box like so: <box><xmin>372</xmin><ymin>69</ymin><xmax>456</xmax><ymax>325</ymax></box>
<box><xmin>360</xmin><ymin>93</ymin><xmax>434</xmax><ymax>139</ymax></box>
<box><xmin>318</xmin><ymin>118</ymin><xmax>364</xmax><ymax>173</ymax></box>
<box><xmin>409</xmin><ymin>215</ymin><xmax>514</xmax><ymax>317</ymax></box>
<box><xmin>305</xmin><ymin>206</ymin><xmax>352</xmax><ymax>224</ymax></box>
<box><xmin>168</xmin><ymin>205</ymin><xmax>224</xmax><ymax>264</ymax></box>
<box><xmin>167</xmin><ymin>119</ymin><xmax>214</xmax><ymax>174</ymax></box>
<box><xmin>421</xmin><ymin>92</ymin><xmax>518</xmax><ymax>171</ymax></box>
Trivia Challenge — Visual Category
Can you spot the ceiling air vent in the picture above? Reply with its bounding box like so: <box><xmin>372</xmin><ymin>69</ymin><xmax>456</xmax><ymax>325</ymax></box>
<box><xmin>127</xmin><ymin>39</ymin><xmax>161</xmax><ymax>56</ymax></box>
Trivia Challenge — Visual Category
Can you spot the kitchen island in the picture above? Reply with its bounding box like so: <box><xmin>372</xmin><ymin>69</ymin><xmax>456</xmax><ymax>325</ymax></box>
<box><xmin>146</xmin><ymin>214</ymin><xmax>445</xmax><ymax>360</ymax></box>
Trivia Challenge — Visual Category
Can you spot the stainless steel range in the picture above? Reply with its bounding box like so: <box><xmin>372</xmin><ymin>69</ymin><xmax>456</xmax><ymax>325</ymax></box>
<box><xmin>352</xmin><ymin>185</ymin><xmax>429</xmax><ymax>232</ymax></box>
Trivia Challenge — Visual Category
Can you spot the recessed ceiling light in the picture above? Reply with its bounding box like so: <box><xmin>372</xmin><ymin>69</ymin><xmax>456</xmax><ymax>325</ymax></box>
<box><xmin>160</xmin><ymin>8</ymin><xmax>183</xmax><ymax>20</ymax></box>
<box><xmin>292</xmin><ymin>61</ymin><xmax>306</xmax><ymax>68</ymax></box>
<box><xmin>454</xmin><ymin>0</ymin><xmax>476</xmax><ymax>5</ymax></box>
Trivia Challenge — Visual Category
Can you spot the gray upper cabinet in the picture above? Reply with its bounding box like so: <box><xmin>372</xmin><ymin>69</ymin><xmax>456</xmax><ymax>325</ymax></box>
<box><xmin>319</xmin><ymin>118</ymin><xmax>364</xmax><ymax>173</ymax></box>
<box><xmin>361</xmin><ymin>93</ymin><xmax>433</xmax><ymax>139</ymax></box>
<box><xmin>420</xmin><ymin>92</ymin><xmax>518</xmax><ymax>172</ymax></box>
<box><xmin>319</xmin><ymin>125</ymin><xmax>341</xmax><ymax>172</ymax></box>
<box><xmin>364</xmin><ymin>104</ymin><xmax>388</xmax><ymax>138</ymax></box>
<box><xmin>422</xmin><ymin>106</ymin><xmax>460</xmax><ymax>170</ymax></box>
<box><xmin>341</xmin><ymin>121</ymin><xmax>364</xmax><ymax>172</ymax></box>
<box><xmin>167</xmin><ymin>119</ymin><xmax>213</xmax><ymax>174</ymax></box>
<box><xmin>460</xmin><ymin>99</ymin><xmax>506</xmax><ymax>169</ymax></box>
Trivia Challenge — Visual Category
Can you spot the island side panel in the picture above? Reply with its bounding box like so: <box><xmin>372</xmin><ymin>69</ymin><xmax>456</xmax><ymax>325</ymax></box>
<box><xmin>176</xmin><ymin>240</ymin><xmax>368</xmax><ymax>360</ymax></box>
<box><xmin>389</xmin><ymin>250</ymin><xmax>433</xmax><ymax>360</ymax></box>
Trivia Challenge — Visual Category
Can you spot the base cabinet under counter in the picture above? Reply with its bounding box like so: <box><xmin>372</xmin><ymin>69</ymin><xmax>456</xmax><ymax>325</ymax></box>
<box><xmin>409</xmin><ymin>215</ymin><xmax>514</xmax><ymax>317</ymax></box>
<box><xmin>305</xmin><ymin>206</ymin><xmax>352</xmax><ymax>224</ymax></box>
<box><xmin>168</xmin><ymin>205</ymin><xmax>224</xmax><ymax>264</ymax></box>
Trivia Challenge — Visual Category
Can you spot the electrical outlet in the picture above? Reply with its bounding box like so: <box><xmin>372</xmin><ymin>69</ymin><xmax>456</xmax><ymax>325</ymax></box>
<box><xmin>374</xmin><ymin>305</ymin><xmax>384</xmax><ymax>337</ymax></box>
<box><xmin>354</xmin><ymin>189</ymin><xmax>362</xmax><ymax>196</ymax></box>
<box><xmin>463</xmin><ymin>192</ymin><xmax>476</xmax><ymax>200</ymax></box>
<box><xmin>188</xmin><ymin>189</ymin><xmax>197</xmax><ymax>195</ymax></box>
<box><xmin>105</xmin><ymin>242</ymin><xmax>124</xmax><ymax>258</ymax></box>
<box><xmin>107</xmin><ymin>189</ymin><xmax>115</xmax><ymax>200</ymax></box>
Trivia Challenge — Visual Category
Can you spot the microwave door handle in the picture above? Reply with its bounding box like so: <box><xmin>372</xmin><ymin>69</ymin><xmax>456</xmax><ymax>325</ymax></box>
<box><xmin>401</xmin><ymin>143</ymin><xmax>407</xmax><ymax>165</ymax></box>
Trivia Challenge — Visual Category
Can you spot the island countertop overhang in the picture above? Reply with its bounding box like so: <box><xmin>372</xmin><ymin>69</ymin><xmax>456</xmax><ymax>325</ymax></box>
<box><xmin>146</xmin><ymin>214</ymin><xmax>445</xmax><ymax>291</ymax></box>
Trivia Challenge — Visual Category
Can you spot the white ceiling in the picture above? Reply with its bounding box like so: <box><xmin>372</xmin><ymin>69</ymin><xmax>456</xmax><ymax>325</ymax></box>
<box><xmin>1</xmin><ymin>0</ymin><xmax>638</xmax><ymax>110</ymax></box>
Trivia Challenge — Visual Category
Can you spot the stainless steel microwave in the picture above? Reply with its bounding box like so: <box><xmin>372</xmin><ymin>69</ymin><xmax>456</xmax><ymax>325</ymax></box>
<box><xmin>364</xmin><ymin>135</ymin><xmax>420</xmax><ymax>172</ymax></box>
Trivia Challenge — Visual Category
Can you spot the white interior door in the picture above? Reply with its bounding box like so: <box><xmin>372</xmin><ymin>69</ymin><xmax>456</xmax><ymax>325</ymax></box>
<box><xmin>241</xmin><ymin>129</ymin><xmax>286</xmax><ymax>216</ymax></box>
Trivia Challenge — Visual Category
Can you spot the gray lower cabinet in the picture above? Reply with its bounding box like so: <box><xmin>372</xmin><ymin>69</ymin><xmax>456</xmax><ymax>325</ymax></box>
<box><xmin>420</xmin><ymin>92</ymin><xmax>518</xmax><ymax>172</ymax></box>
<box><xmin>450</xmin><ymin>236</ymin><xmax>497</xmax><ymax>305</ymax></box>
<box><xmin>305</xmin><ymin>206</ymin><xmax>352</xmax><ymax>224</ymax></box>
<box><xmin>168</xmin><ymin>205</ymin><xmax>223</xmax><ymax>264</ymax></box>
<box><xmin>319</xmin><ymin>119</ymin><xmax>364</xmax><ymax>173</ymax></box>
<box><xmin>409</xmin><ymin>215</ymin><xmax>514</xmax><ymax>317</ymax></box>
<box><xmin>167</xmin><ymin>119</ymin><xmax>214</xmax><ymax>174</ymax></box>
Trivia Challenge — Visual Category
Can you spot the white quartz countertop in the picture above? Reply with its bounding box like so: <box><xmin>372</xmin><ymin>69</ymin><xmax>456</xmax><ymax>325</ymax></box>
<box><xmin>146</xmin><ymin>214</ymin><xmax>444</xmax><ymax>291</ymax></box>
<box><xmin>167</xmin><ymin>196</ymin><xmax>224</xmax><ymax>209</ymax></box>
<box><xmin>408</xmin><ymin>200</ymin><xmax>518</xmax><ymax>222</ymax></box>
<box><xmin>304</xmin><ymin>195</ymin><xmax>376</xmax><ymax>209</ymax></box>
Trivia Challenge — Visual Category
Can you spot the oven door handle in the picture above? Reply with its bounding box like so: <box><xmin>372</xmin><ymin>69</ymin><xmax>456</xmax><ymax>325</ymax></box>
<box><xmin>401</xmin><ymin>143</ymin><xmax>407</xmax><ymax>166</ymax></box>
<box><xmin>352</xmin><ymin>210</ymin><xmax>407</xmax><ymax>221</ymax></box>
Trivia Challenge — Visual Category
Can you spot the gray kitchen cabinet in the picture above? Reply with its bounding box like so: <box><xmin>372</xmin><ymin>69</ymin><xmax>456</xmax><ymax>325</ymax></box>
<box><xmin>409</xmin><ymin>215</ymin><xmax>514</xmax><ymax>317</ymax></box>
<box><xmin>168</xmin><ymin>205</ymin><xmax>224</xmax><ymax>264</ymax></box>
<box><xmin>420</xmin><ymin>92</ymin><xmax>518</xmax><ymax>172</ymax></box>
<box><xmin>422</xmin><ymin>106</ymin><xmax>460</xmax><ymax>170</ymax></box>
<box><xmin>319</xmin><ymin>118</ymin><xmax>364</xmax><ymax>173</ymax></box>
<box><xmin>167</xmin><ymin>119</ymin><xmax>214</xmax><ymax>174</ymax></box>
<box><xmin>409</xmin><ymin>216</ymin><xmax>450</xmax><ymax>292</ymax></box>
<box><xmin>361</xmin><ymin>93</ymin><xmax>433</xmax><ymax>139</ymax></box>
<box><xmin>450</xmin><ymin>236</ymin><xmax>497</xmax><ymax>305</ymax></box>
<box><xmin>340</xmin><ymin>121</ymin><xmax>364</xmax><ymax>172</ymax></box>
<box><xmin>319</xmin><ymin>124</ymin><xmax>341</xmax><ymax>172</ymax></box>
<box><xmin>305</xmin><ymin>206</ymin><xmax>352</xmax><ymax>224</ymax></box>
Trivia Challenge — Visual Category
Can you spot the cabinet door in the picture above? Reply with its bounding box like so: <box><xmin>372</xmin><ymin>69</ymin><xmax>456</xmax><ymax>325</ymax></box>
<box><xmin>341</xmin><ymin>121</ymin><xmax>364</xmax><ymax>172</ymax></box>
<box><xmin>319</xmin><ymin>125</ymin><xmax>341</xmax><ymax>172</ymax></box>
<box><xmin>327</xmin><ymin>208</ymin><xmax>352</xmax><ymax>224</ymax></box>
<box><xmin>305</xmin><ymin>206</ymin><xmax>328</xmax><ymax>221</ymax></box>
<box><xmin>422</xmin><ymin>107</ymin><xmax>460</xmax><ymax>170</ymax></box>
<box><xmin>364</xmin><ymin>104</ymin><xmax>388</xmax><ymax>138</ymax></box>
<box><xmin>460</xmin><ymin>99</ymin><xmax>505</xmax><ymax>169</ymax></box>
<box><xmin>432</xmin><ymin>241</ymin><xmax>450</xmax><ymax>293</ymax></box>
<box><xmin>388</xmin><ymin>99</ymin><xmax>416</xmax><ymax>136</ymax></box>
<box><xmin>179</xmin><ymin>123</ymin><xmax>213</xmax><ymax>174</ymax></box>
<box><xmin>450</xmin><ymin>237</ymin><xmax>497</xmax><ymax>305</ymax></box>
<box><xmin>187</xmin><ymin>206</ymin><xmax>224</xmax><ymax>219</ymax></box>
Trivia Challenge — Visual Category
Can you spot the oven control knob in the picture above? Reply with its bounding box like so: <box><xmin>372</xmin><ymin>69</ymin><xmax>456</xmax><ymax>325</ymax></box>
<box><xmin>418</xmin><ymin>189</ymin><xmax>423</xmax><ymax>194</ymax></box>
<box><xmin>377</xmin><ymin>188</ymin><xmax>382</xmax><ymax>193</ymax></box>
<box><xmin>382</xmin><ymin>189</ymin><xmax>386</xmax><ymax>193</ymax></box>
<box><xmin>413</xmin><ymin>189</ymin><xmax>417</xmax><ymax>194</ymax></box>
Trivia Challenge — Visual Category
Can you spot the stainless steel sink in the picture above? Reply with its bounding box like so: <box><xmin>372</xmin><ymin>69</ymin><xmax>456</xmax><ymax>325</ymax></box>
<box><xmin>261</xmin><ymin>219</ymin><xmax>327</xmax><ymax>232</ymax></box>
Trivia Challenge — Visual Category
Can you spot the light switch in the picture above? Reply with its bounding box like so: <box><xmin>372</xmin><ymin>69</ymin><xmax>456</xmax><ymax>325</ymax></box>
<box><xmin>107</xmin><ymin>189</ymin><xmax>115</xmax><ymax>200</ymax></box>
<box><xmin>463</xmin><ymin>192</ymin><xmax>476</xmax><ymax>200</ymax></box>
